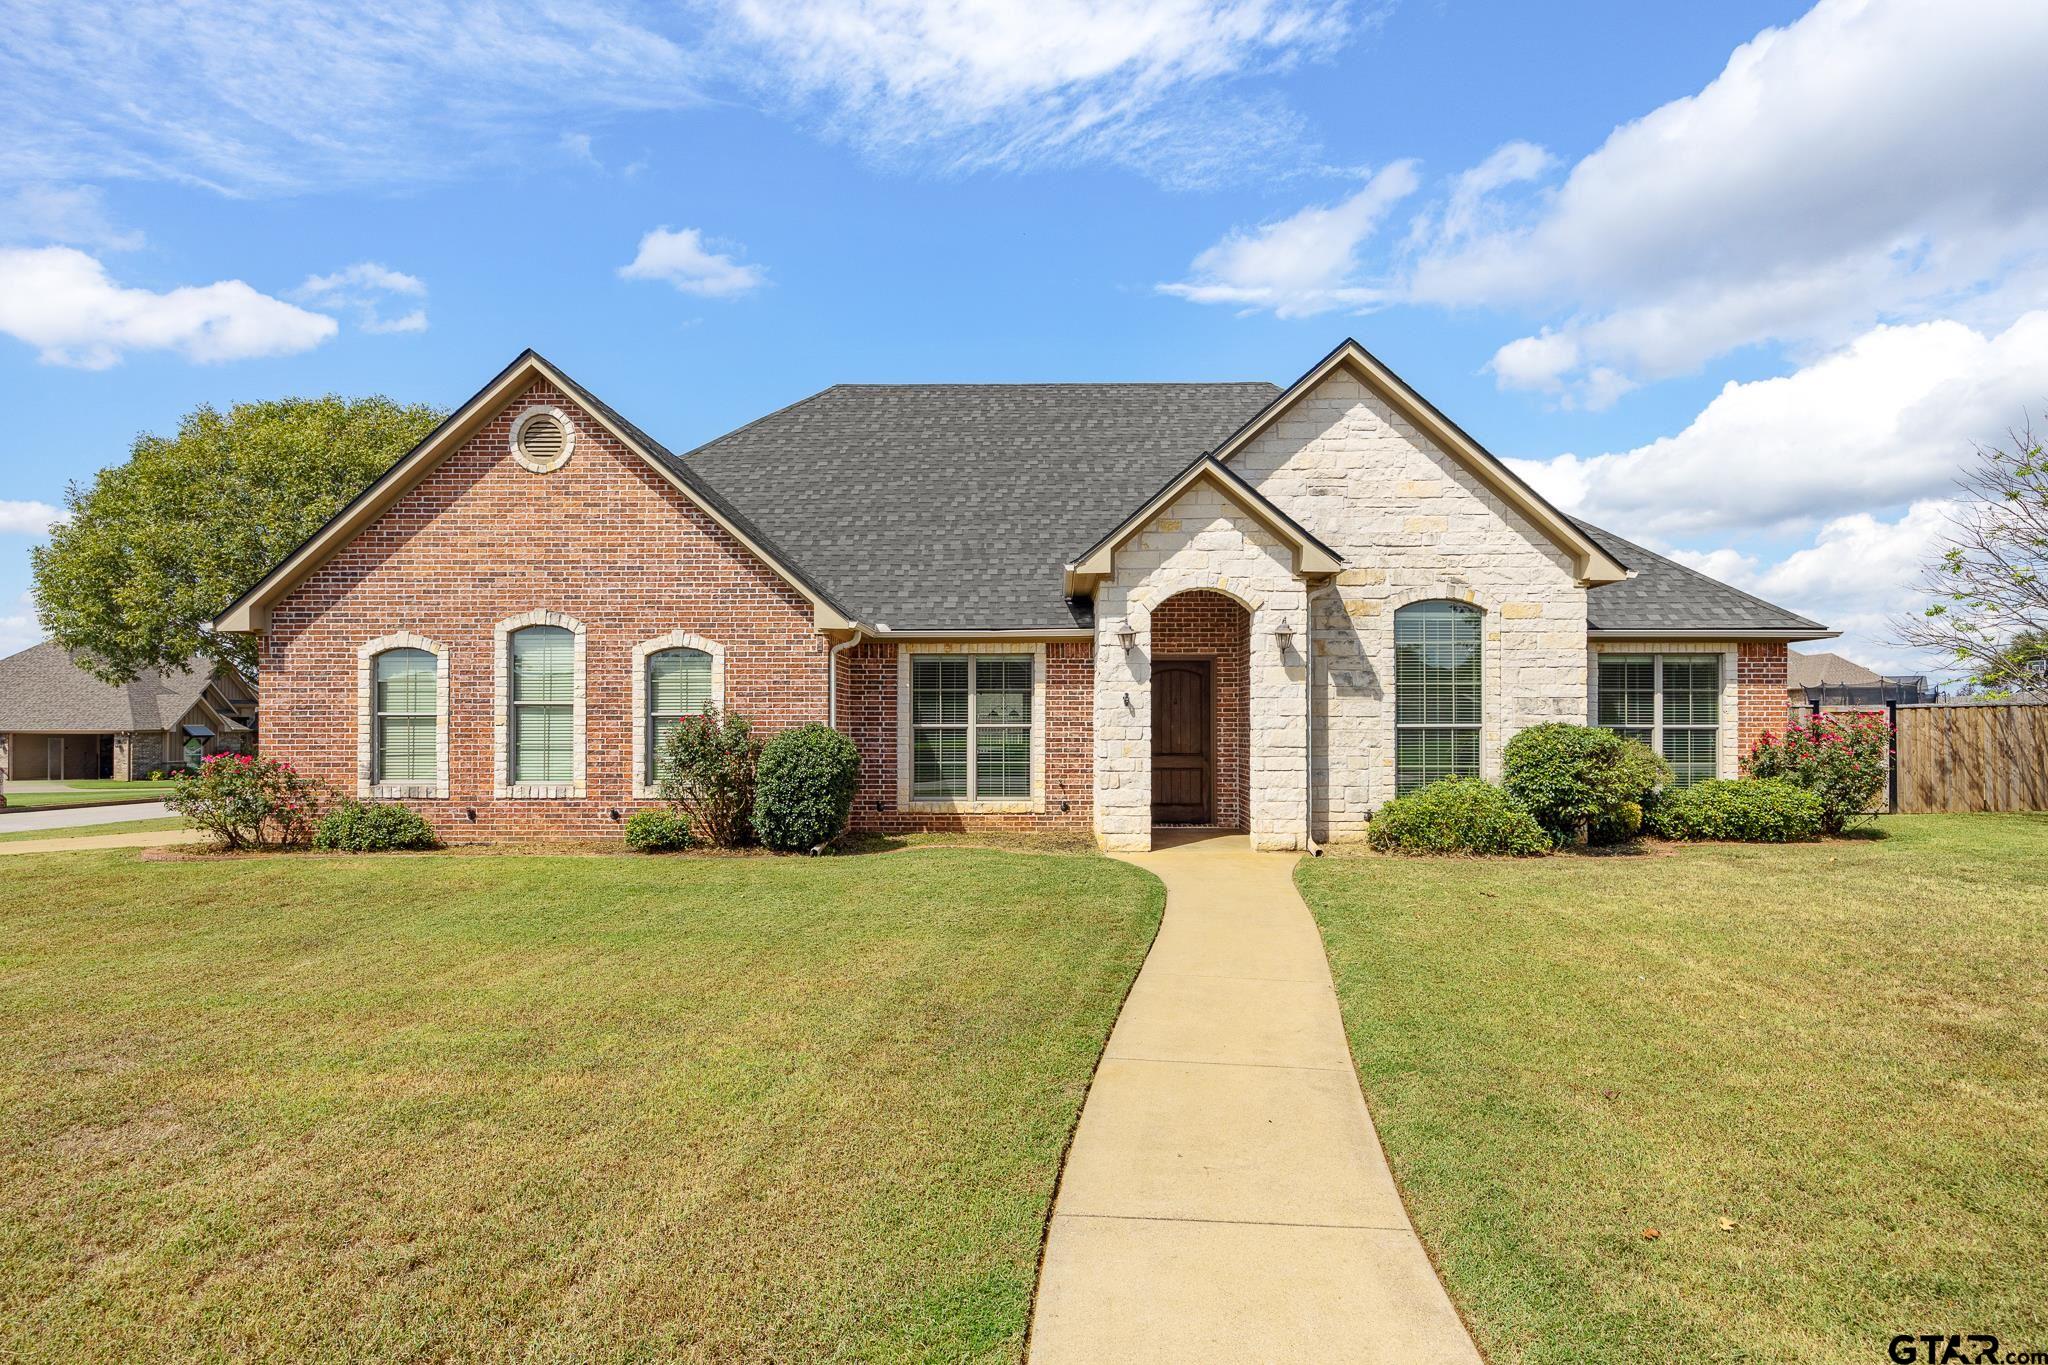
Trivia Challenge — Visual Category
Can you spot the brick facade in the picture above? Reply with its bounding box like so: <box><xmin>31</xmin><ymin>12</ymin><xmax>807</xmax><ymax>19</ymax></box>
<box><xmin>1149</xmin><ymin>590</ymin><xmax>1251</xmax><ymax>830</ymax></box>
<box><xmin>262</xmin><ymin>379</ymin><xmax>829</xmax><ymax>840</ymax></box>
<box><xmin>835</xmin><ymin>639</ymin><xmax>1094</xmax><ymax>833</ymax></box>
<box><xmin>1737</xmin><ymin>641</ymin><xmax>1792</xmax><ymax>768</ymax></box>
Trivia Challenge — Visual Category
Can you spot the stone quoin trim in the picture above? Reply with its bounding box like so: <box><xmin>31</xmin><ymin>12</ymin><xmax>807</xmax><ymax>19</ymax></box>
<box><xmin>895</xmin><ymin>641</ymin><xmax>1049</xmax><ymax>815</ymax></box>
<box><xmin>355</xmin><ymin>632</ymin><xmax>450</xmax><ymax>800</ymax></box>
<box><xmin>508</xmin><ymin>405</ymin><xmax>576</xmax><ymax>474</ymax></box>
<box><xmin>630</xmin><ymin>631</ymin><xmax>726</xmax><ymax>798</ymax></box>
<box><xmin>492</xmin><ymin>609</ymin><xmax>588</xmax><ymax>799</ymax></box>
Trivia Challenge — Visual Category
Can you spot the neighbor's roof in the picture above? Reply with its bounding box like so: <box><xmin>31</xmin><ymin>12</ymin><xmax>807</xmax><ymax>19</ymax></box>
<box><xmin>1575</xmin><ymin>523</ymin><xmax>1830</xmax><ymax>637</ymax></box>
<box><xmin>0</xmin><ymin>642</ymin><xmax>223</xmax><ymax>732</ymax></box>
<box><xmin>683</xmin><ymin>382</ymin><xmax>1283</xmax><ymax>630</ymax></box>
<box><xmin>1786</xmin><ymin>650</ymin><xmax>1888</xmax><ymax>689</ymax></box>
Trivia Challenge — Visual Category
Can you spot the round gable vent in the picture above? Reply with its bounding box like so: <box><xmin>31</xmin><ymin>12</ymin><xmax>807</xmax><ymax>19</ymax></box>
<box><xmin>511</xmin><ymin>407</ymin><xmax>575</xmax><ymax>473</ymax></box>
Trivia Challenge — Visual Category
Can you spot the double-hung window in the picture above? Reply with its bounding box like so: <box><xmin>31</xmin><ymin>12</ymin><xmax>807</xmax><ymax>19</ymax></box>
<box><xmin>1597</xmin><ymin>653</ymin><xmax>1721</xmax><ymax>787</ymax></box>
<box><xmin>645</xmin><ymin>647</ymin><xmax>713</xmax><ymax>778</ymax></box>
<box><xmin>1394</xmin><ymin>601</ymin><xmax>1483</xmax><ymax>794</ymax></box>
<box><xmin>372</xmin><ymin>647</ymin><xmax>438</xmax><ymax>784</ymax></box>
<box><xmin>510</xmin><ymin>625</ymin><xmax>575</xmax><ymax>785</ymax></box>
<box><xmin>910</xmin><ymin>654</ymin><xmax>1033</xmax><ymax>801</ymax></box>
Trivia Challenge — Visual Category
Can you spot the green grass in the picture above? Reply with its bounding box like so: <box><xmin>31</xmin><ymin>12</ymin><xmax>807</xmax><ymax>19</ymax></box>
<box><xmin>1</xmin><ymin>780</ymin><xmax>177</xmax><ymax>811</ymax></box>
<box><xmin>1299</xmin><ymin>814</ymin><xmax>2048</xmax><ymax>1363</ymax></box>
<box><xmin>0</xmin><ymin>816</ymin><xmax>188</xmax><ymax>844</ymax></box>
<box><xmin>0</xmin><ymin>846</ymin><xmax>1162</xmax><ymax>1362</ymax></box>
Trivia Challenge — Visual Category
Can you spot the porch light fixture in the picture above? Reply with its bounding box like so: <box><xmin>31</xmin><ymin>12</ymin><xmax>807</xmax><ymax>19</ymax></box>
<box><xmin>1114</xmin><ymin>620</ymin><xmax>1137</xmax><ymax>650</ymax></box>
<box><xmin>1272</xmin><ymin>619</ymin><xmax>1296</xmax><ymax>649</ymax></box>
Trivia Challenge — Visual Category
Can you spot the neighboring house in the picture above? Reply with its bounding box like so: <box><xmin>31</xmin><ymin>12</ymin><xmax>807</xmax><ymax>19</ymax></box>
<box><xmin>214</xmin><ymin>340</ymin><xmax>1834</xmax><ymax>850</ymax></box>
<box><xmin>0</xmin><ymin>642</ymin><xmax>257</xmax><ymax>780</ymax></box>
<box><xmin>1788</xmin><ymin>649</ymin><xmax>1938</xmax><ymax>706</ymax></box>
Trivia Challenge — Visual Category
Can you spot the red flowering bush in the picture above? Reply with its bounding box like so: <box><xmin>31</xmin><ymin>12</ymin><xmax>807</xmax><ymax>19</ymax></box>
<box><xmin>1746</xmin><ymin>711</ymin><xmax>1889</xmax><ymax>834</ymax></box>
<box><xmin>166</xmin><ymin>752</ymin><xmax>322</xmax><ymax>850</ymax></box>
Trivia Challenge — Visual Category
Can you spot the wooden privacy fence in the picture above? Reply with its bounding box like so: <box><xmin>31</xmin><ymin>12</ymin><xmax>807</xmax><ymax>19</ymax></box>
<box><xmin>1843</xmin><ymin>701</ymin><xmax>2048</xmax><ymax>814</ymax></box>
<box><xmin>1892</xmin><ymin>702</ymin><xmax>2048</xmax><ymax>813</ymax></box>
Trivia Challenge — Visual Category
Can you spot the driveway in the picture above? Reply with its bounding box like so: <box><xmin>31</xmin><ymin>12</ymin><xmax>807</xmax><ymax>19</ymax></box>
<box><xmin>1030</xmin><ymin>831</ymin><xmax>1480</xmax><ymax>1363</ymax></box>
<box><xmin>0</xmin><ymin>801</ymin><xmax>175</xmax><ymax>833</ymax></box>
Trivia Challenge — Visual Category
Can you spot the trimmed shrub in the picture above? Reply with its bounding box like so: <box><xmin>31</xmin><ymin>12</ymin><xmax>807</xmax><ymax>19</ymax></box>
<box><xmin>1648</xmin><ymin>778</ymin><xmax>1824</xmax><ymax>842</ymax></box>
<box><xmin>753</xmin><ymin>724</ymin><xmax>861</xmax><ymax>853</ymax></box>
<box><xmin>624</xmin><ymin>808</ymin><xmax>695</xmax><ymax>853</ymax></box>
<box><xmin>167</xmin><ymin>752</ymin><xmax>321</xmax><ymax>850</ymax></box>
<box><xmin>657</xmin><ymin>708</ymin><xmax>762</xmax><ymax>849</ymax></box>
<box><xmin>1504</xmin><ymin>723</ymin><xmax>1670</xmax><ymax>846</ymax></box>
<box><xmin>314</xmin><ymin>800</ymin><xmax>439</xmax><ymax>852</ymax></box>
<box><xmin>1368</xmin><ymin>779</ymin><xmax>1550</xmax><ymax>857</ymax></box>
<box><xmin>1746</xmin><ymin>711</ymin><xmax>1889</xmax><ymax>834</ymax></box>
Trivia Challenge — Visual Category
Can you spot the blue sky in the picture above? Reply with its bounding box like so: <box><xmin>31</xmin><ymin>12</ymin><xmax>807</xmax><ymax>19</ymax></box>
<box><xmin>4</xmin><ymin>0</ymin><xmax>2046</xmax><ymax>674</ymax></box>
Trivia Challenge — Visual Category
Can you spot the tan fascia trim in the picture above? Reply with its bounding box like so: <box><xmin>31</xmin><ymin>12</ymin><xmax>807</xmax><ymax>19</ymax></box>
<box><xmin>1063</xmin><ymin>458</ymin><xmax>1342</xmax><ymax>595</ymax></box>
<box><xmin>868</xmin><ymin>627</ymin><xmax>1095</xmax><ymax>641</ymax></box>
<box><xmin>212</xmin><ymin>353</ymin><xmax>855</xmax><ymax>635</ymax></box>
<box><xmin>1590</xmin><ymin>627</ymin><xmax>1841</xmax><ymax>643</ymax></box>
<box><xmin>1210</xmin><ymin>340</ymin><xmax>1629</xmax><ymax>587</ymax></box>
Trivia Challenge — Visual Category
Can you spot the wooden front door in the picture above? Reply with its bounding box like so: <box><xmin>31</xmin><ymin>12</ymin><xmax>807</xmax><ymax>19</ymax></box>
<box><xmin>1152</xmin><ymin>659</ymin><xmax>1213</xmax><ymax>825</ymax></box>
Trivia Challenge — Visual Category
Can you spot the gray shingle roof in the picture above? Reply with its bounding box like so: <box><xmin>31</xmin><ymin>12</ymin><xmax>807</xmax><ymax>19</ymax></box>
<box><xmin>0</xmin><ymin>642</ymin><xmax>222</xmax><ymax>732</ymax></box>
<box><xmin>1786</xmin><ymin>650</ymin><xmax>1886</xmax><ymax>689</ymax></box>
<box><xmin>1576</xmin><ymin>522</ymin><xmax>1826</xmax><ymax>635</ymax></box>
<box><xmin>679</xmin><ymin>383</ymin><xmax>1282</xmax><ymax>630</ymax></box>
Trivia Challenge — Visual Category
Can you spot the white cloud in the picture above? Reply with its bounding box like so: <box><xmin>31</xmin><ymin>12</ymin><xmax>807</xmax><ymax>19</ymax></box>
<box><xmin>1157</xmin><ymin>161</ymin><xmax>1417</xmax><ymax>315</ymax></box>
<box><xmin>1426</xmin><ymin>0</ymin><xmax>2048</xmax><ymax>398</ymax></box>
<box><xmin>0</xmin><ymin>499</ymin><xmax>62</xmax><ymax>535</ymax></box>
<box><xmin>0</xmin><ymin>183</ymin><xmax>141</xmax><ymax>250</ymax></box>
<box><xmin>1668</xmin><ymin>503</ymin><xmax>1956</xmax><ymax>676</ymax></box>
<box><xmin>0</xmin><ymin>593</ymin><xmax>44</xmax><ymax>655</ymax></box>
<box><xmin>619</xmin><ymin>227</ymin><xmax>766</xmax><ymax>298</ymax></box>
<box><xmin>0</xmin><ymin>0</ymin><xmax>1363</xmax><ymax>193</ymax></box>
<box><xmin>1508</xmin><ymin>312</ymin><xmax>2048</xmax><ymax>538</ymax></box>
<box><xmin>295</xmin><ymin>261</ymin><xmax>428</xmax><ymax>335</ymax></box>
<box><xmin>1165</xmin><ymin>0</ymin><xmax>2048</xmax><ymax>402</ymax></box>
<box><xmin>715</xmin><ymin>0</ymin><xmax>1356</xmax><ymax>185</ymax></box>
<box><xmin>0</xmin><ymin>245</ymin><xmax>336</xmax><ymax>368</ymax></box>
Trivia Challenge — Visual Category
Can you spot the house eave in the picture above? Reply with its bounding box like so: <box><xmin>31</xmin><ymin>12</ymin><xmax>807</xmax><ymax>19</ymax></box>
<box><xmin>1588</xmin><ymin>627</ymin><xmax>1840</xmax><ymax>643</ymax></box>
<box><xmin>1065</xmin><ymin>457</ymin><xmax>1343</xmax><ymax>594</ymax></box>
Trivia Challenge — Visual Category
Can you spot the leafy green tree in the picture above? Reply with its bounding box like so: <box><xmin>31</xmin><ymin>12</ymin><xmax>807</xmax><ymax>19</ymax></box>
<box><xmin>1895</xmin><ymin>422</ymin><xmax>2048</xmax><ymax>692</ymax></box>
<box><xmin>32</xmin><ymin>395</ymin><xmax>442</xmax><ymax>682</ymax></box>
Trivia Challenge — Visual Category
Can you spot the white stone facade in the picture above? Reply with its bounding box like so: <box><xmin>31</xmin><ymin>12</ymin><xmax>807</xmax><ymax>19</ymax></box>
<box><xmin>1092</xmin><ymin>368</ymin><xmax>1591</xmax><ymax>850</ymax></box>
<box><xmin>1093</xmin><ymin>477</ymin><xmax>1310</xmax><ymax>852</ymax></box>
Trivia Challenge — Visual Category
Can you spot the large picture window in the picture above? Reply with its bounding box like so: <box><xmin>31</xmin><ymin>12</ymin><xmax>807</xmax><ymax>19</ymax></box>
<box><xmin>372</xmin><ymin>647</ymin><xmax>438</xmax><ymax>783</ymax></box>
<box><xmin>1394</xmin><ymin>601</ymin><xmax>1483</xmax><ymax>795</ymax></box>
<box><xmin>1597</xmin><ymin>653</ymin><xmax>1721</xmax><ymax>787</ymax></box>
<box><xmin>910</xmin><ymin>654</ymin><xmax>1033</xmax><ymax>800</ymax></box>
<box><xmin>510</xmin><ymin>625</ymin><xmax>575</xmax><ymax>785</ymax></box>
<box><xmin>645</xmin><ymin>647</ymin><xmax>713</xmax><ymax>778</ymax></box>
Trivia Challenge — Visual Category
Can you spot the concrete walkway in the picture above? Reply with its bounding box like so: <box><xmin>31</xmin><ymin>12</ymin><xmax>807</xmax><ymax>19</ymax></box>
<box><xmin>0</xmin><ymin>800</ymin><xmax>174</xmax><ymax>832</ymax></box>
<box><xmin>1030</xmin><ymin>832</ymin><xmax>1481</xmax><ymax>1364</ymax></box>
<box><xmin>0</xmin><ymin>828</ymin><xmax>201</xmax><ymax>856</ymax></box>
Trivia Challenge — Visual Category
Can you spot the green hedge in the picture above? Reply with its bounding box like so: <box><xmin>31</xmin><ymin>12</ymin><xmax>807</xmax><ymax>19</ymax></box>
<box><xmin>752</xmin><ymin>724</ymin><xmax>861</xmax><ymax>853</ymax></box>
<box><xmin>313</xmin><ymin>800</ymin><xmax>439</xmax><ymax>853</ymax></box>
<box><xmin>1647</xmin><ymin>778</ymin><xmax>1823</xmax><ymax>842</ymax></box>
<box><xmin>1368</xmin><ymin>779</ymin><xmax>1550</xmax><ymax>857</ymax></box>
<box><xmin>624</xmin><ymin>809</ymin><xmax>695</xmax><ymax>853</ymax></box>
<box><xmin>1503</xmin><ymin>723</ymin><xmax>1669</xmax><ymax>846</ymax></box>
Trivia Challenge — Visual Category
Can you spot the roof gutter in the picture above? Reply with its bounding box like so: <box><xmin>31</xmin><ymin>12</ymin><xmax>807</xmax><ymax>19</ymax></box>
<box><xmin>1589</xmin><ymin>628</ymin><xmax>1840</xmax><ymax>642</ymax></box>
<box><xmin>827</xmin><ymin>628</ymin><xmax>865</xmax><ymax>729</ymax></box>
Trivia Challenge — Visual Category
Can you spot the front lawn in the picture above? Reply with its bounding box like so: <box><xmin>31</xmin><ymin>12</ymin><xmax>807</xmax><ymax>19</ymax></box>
<box><xmin>0</xmin><ymin>816</ymin><xmax>187</xmax><ymax>844</ymax></box>
<box><xmin>1</xmin><ymin>780</ymin><xmax>179</xmax><ymax>811</ymax></box>
<box><xmin>1299</xmin><ymin>815</ymin><xmax>2048</xmax><ymax>1362</ymax></box>
<box><xmin>0</xmin><ymin>846</ymin><xmax>1162</xmax><ymax>1362</ymax></box>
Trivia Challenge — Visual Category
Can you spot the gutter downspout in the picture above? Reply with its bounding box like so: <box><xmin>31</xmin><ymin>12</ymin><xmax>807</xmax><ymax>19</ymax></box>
<box><xmin>1303</xmin><ymin>582</ymin><xmax>1323</xmax><ymax>857</ymax></box>
<box><xmin>827</xmin><ymin>628</ymin><xmax>865</xmax><ymax>730</ymax></box>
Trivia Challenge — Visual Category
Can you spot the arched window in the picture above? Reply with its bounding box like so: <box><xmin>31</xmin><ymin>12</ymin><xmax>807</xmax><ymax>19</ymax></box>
<box><xmin>645</xmin><ymin>647</ymin><xmax>713</xmax><ymax>778</ymax></box>
<box><xmin>1393</xmin><ymin>601</ymin><xmax>1482</xmax><ymax>794</ymax></box>
<box><xmin>372</xmin><ymin>647</ymin><xmax>439</xmax><ymax>784</ymax></box>
<box><xmin>509</xmin><ymin>625</ymin><xmax>576</xmax><ymax>785</ymax></box>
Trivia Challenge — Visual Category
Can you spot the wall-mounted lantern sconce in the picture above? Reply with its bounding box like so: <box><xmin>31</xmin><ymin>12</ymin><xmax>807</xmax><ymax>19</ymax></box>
<box><xmin>1272</xmin><ymin>619</ymin><xmax>1296</xmax><ymax>650</ymax></box>
<box><xmin>1114</xmin><ymin>620</ymin><xmax>1138</xmax><ymax>650</ymax></box>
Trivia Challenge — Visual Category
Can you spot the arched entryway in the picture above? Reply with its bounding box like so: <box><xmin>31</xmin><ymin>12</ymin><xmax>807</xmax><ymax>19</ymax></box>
<box><xmin>1149</xmin><ymin>590</ymin><xmax>1252</xmax><ymax>831</ymax></box>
